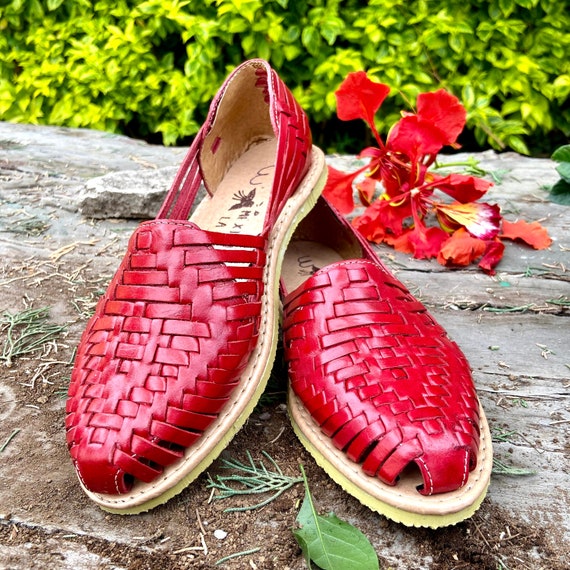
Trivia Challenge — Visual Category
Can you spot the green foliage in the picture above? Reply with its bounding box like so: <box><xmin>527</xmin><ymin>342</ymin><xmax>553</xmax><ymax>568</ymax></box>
<box><xmin>0</xmin><ymin>0</ymin><xmax>568</xmax><ymax>152</ymax></box>
<box><xmin>549</xmin><ymin>145</ymin><xmax>570</xmax><ymax>205</ymax></box>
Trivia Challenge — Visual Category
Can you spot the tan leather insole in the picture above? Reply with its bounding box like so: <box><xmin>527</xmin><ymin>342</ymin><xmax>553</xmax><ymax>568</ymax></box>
<box><xmin>190</xmin><ymin>139</ymin><xmax>277</xmax><ymax>235</ymax></box>
<box><xmin>282</xmin><ymin>240</ymin><xmax>343</xmax><ymax>292</ymax></box>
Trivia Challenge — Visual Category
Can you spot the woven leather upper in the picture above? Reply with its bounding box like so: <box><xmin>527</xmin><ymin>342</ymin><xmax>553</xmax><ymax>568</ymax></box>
<box><xmin>65</xmin><ymin>60</ymin><xmax>313</xmax><ymax>495</ymax></box>
<box><xmin>282</xmin><ymin>201</ymin><xmax>481</xmax><ymax>496</ymax></box>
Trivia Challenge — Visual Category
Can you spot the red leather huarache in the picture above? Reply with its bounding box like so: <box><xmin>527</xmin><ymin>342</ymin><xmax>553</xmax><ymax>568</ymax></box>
<box><xmin>65</xmin><ymin>59</ymin><xmax>327</xmax><ymax>513</ymax></box>
<box><xmin>281</xmin><ymin>197</ymin><xmax>493</xmax><ymax>527</ymax></box>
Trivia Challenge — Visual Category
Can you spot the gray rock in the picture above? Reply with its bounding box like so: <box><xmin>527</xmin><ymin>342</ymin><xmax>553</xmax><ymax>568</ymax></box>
<box><xmin>78</xmin><ymin>167</ymin><xmax>177</xmax><ymax>219</ymax></box>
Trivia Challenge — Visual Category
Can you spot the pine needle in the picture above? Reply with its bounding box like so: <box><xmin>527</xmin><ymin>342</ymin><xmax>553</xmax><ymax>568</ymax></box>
<box><xmin>492</xmin><ymin>458</ymin><xmax>535</xmax><ymax>477</ymax></box>
<box><xmin>215</xmin><ymin>547</ymin><xmax>261</xmax><ymax>566</ymax></box>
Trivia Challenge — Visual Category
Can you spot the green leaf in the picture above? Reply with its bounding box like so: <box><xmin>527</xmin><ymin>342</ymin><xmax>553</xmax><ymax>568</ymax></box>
<box><xmin>556</xmin><ymin>162</ymin><xmax>570</xmax><ymax>183</ymax></box>
<box><xmin>506</xmin><ymin>135</ymin><xmax>529</xmax><ymax>156</ymax></box>
<box><xmin>293</xmin><ymin>467</ymin><xmax>379</xmax><ymax>570</ymax></box>
<box><xmin>301</xmin><ymin>26</ymin><xmax>321</xmax><ymax>56</ymax></box>
<box><xmin>552</xmin><ymin>144</ymin><xmax>570</xmax><ymax>164</ymax></box>
<box><xmin>548</xmin><ymin>179</ymin><xmax>570</xmax><ymax>205</ymax></box>
<box><xmin>47</xmin><ymin>0</ymin><xmax>64</xmax><ymax>10</ymax></box>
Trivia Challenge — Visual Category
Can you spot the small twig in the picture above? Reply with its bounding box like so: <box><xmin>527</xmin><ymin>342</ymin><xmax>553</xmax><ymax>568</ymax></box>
<box><xmin>483</xmin><ymin>304</ymin><xmax>535</xmax><ymax>313</ymax></box>
<box><xmin>200</xmin><ymin>533</ymin><xmax>208</xmax><ymax>556</ymax></box>
<box><xmin>268</xmin><ymin>425</ymin><xmax>286</xmax><ymax>445</ymax></box>
<box><xmin>215</xmin><ymin>547</ymin><xmax>261</xmax><ymax>566</ymax></box>
<box><xmin>195</xmin><ymin>508</ymin><xmax>207</xmax><ymax>536</ymax></box>
<box><xmin>0</xmin><ymin>429</ymin><xmax>21</xmax><ymax>453</ymax></box>
<box><xmin>472</xmin><ymin>518</ymin><xmax>493</xmax><ymax>551</ymax></box>
<box><xmin>172</xmin><ymin>546</ymin><xmax>205</xmax><ymax>555</ymax></box>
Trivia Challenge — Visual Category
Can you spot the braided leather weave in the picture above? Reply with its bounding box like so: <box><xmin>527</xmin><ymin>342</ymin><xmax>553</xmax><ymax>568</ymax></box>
<box><xmin>66</xmin><ymin>222</ymin><xmax>266</xmax><ymax>494</ymax></box>
<box><xmin>66</xmin><ymin>59</ymin><xmax>316</xmax><ymax>497</ymax></box>
<box><xmin>283</xmin><ymin>260</ymin><xmax>481</xmax><ymax>496</ymax></box>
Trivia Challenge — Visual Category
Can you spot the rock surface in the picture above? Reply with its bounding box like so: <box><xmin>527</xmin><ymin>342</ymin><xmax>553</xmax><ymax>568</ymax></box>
<box><xmin>0</xmin><ymin>122</ymin><xmax>568</xmax><ymax>570</ymax></box>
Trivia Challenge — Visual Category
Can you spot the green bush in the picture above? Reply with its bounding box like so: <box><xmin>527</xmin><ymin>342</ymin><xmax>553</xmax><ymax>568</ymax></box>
<box><xmin>0</xmin><ymin>0</ymin><xmax>568</xmax><ymax>154</ymax></box>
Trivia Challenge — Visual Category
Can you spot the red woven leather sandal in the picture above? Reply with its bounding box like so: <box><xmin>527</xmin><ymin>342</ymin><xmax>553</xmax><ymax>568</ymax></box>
<box><xmin>65</xmin><ymin>59</ymin><xmax>327</xmax><ymax>514</ymax></box>
<box><xmin>281</xmin><ymin>197</ymin><xmax>493</xmax><ymax>528</ymax></box>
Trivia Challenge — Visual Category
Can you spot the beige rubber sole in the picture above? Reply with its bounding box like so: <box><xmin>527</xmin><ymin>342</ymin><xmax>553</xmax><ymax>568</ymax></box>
<box><xmin>288</xmin><ymin>387</ymin><xmax>493</xmax><ymax>528</ymax></box>
<box><xmin>80</xmin><ymin>147</ymin><xmax>327</xmax><ymax>514</ymax></box>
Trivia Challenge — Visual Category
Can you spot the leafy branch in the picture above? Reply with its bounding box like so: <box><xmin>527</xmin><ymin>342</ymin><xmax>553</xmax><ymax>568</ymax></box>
<box><xmin>491</xmin><ymin>428</ymin><xmax>536</xmax><ymax>477</ymax></box>
<box><xmin>492</xmin><ymin>458</ymin><xmax>535</xmax><ymax>477</ymax></box>
<box><xmin>0</xmin><ymin>307</ymin><xmax>66</xmax><ymax>367</ymax></box>
<box><xmin>207</xmin><ymin>452</ymin><xmax>379</xmax><ymax>568</ymax></box>
<box><xmin>207</xmin><ymin>450</ymin><xmax>302</xmax><ymax>512</ymax></box>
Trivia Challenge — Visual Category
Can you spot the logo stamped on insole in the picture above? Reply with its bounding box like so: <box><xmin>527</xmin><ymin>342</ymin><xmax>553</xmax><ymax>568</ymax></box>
<box><xmin>229</xmin><ymin>189</ymin><xmax>256</xmax><ymax>210</ymax></box>
<box><xmin>297</xmin><ymin>255</ymin><xmax>320</xmax><ymax>276</ymax></box>
<box><xmin>215</xmin><ymin>164</ymin><xmax>275</xmax><ymax>233</ymax></box>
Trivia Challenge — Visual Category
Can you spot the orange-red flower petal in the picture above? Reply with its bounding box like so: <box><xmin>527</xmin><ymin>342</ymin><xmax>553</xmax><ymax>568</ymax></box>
<box><xmin>353</xmin><ymin>198</ymin><xmax>412</xmax><ymax>239</ymax></box>
<box><xmin>322</xmin><ymin>165</ymin><xmax>357</xmax><ymax>215</ymax></box>
<box><xmin>437</xmin><ymin>228</ymin><xmax>487</xmax><ymax>267</ymax></box>
<box><xmin>335</xmin><ymin>71</ymin><xmax>390</xmax><ymax>141</ymax></box>
<box><xmin>432</xmin><ymin>172</ymin><xmax>493</xmax><ymax>203</ymax></box>
<box><xmin>478</xmin><ymin>239</ymin><xmax>505</xmax><ymax>275</ymax></box>
<box><xmin>387</xmin><ymin>115</ymin><xmax>446</xmax><ymax>161</ymax></box>
<box><xmin>386</xmin><ymin>90</ymin><xmax>467</xmax><ymax>162</ymax></box>
<box><xmin>500</xmin><ymin>219</ymin><xmax>553</xmax><ymax>249</ymax></box>
<box><xmin>356</xmin><ymin>177</ymin><xmax>377</xmax><ymax>206</ymax></box>
<box><xmin>352</xmin><ymin>210</ymin><xmax>387</xmax><ymax>244</ymax></box>
<box><xmin>435</xmin><ymin>201</ymin><xmax>501</xmax><ymax>239</ymax></box>
<box><xmin>416</xmin><ymin>89</ymin><xmax>466</xmax><ymax>146</ymax></box>
<box><xmin>408</xmin><ymin>224</ymin><xmax>449</xmax><ymax>259</ymax></box>
<box><xmin>384</xmin><ymin>230</ymin><xmax>414</xmax><ymax>254</ymax></box>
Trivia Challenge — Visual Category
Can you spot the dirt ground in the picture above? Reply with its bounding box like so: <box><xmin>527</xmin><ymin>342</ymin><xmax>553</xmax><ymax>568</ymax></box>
<box><xmin>1</xmin><ymin>123</ymin><xmax>568</xmax><ymax>569</ymax></box>
<box><xmin>0</xmin><ymin>269</ymin><xmax>566</xmax><ymax>570</ymax></box>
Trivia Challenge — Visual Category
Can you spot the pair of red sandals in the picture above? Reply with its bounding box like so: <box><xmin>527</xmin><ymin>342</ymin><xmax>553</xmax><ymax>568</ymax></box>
<box><xmin>65</xmin><ymin>59</ymin><xmax>492</xmax><ymax>528</ymax></box>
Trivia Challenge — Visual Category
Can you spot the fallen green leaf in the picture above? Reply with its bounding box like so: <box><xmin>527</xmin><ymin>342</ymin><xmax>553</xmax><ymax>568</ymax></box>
<box><xmin>293</xmin><ymin>466</ymin><xmax>379</xmax><ymax>570</ymax></box>
<box><xmin>551</xmin><ymin>144</ymin><xmax>570</xmax><ymax>164</ymax></box>
<box><xmin>556</xmin><ymin>162</ymin><xmax>570</xmax><ymax>183</ymax></box>
<box><xmin>548</xmin><ymin>179</ymin><xmax>570</xmax><ymax>205</ymax></box>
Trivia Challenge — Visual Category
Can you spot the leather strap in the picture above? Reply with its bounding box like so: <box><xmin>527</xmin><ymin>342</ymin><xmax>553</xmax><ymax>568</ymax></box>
<box><xmin>157</xmin><ymin>59</ymin><xmax>312</xmax><ymax>233</ymax></box>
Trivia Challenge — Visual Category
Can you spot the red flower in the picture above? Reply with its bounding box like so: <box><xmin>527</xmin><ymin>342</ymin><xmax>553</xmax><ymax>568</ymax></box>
<box><xmin>322</xmin><ymin>71</ymin><xmax>553</xmax><ymax>273</ymax></box>
<box><xmin>387</xmin><ymin>90</ymin><xmax>466</xmax><ymax>163</ymax></box>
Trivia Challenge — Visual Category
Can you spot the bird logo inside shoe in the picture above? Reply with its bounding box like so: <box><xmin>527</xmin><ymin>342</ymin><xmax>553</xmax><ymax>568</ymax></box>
<box><xmin>229</xmin><ymin>189</ymin><xmax>256</xmax><ymax>210</ymax></box>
